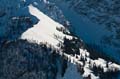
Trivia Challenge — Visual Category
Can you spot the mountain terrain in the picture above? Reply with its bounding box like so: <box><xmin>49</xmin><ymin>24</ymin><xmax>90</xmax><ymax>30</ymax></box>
<box><xmin>0</xmin><ymin>0</ymin><xmax>120</xmax><ymax>79</ymax></box>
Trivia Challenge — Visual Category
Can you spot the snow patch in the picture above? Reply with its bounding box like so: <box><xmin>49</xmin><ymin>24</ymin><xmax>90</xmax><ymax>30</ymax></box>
<box><xmin>21</xmin><ymin>4</ymin><xmax>72</xmax><ymax>48</ymax></box>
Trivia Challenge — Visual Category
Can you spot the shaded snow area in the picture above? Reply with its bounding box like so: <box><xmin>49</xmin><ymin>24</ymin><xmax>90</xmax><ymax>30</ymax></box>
<box><xmin>48</xmin><ymin>0</ymin><xmax>120</xmax><ymax>62</ymax></box>
<box><xmin>0</xmin><ymin>0</ymin><xmax>120</xmax><ymax>79</ymax></box>
<box><xmin>62</xmin><ymin>63</ymin><xmax>83</xmax><ymax>79</ymax></box>
<box><xmin>0</xmin><ymin>0</ymin><xmax>39</xmax><ymax>40</ymax></box>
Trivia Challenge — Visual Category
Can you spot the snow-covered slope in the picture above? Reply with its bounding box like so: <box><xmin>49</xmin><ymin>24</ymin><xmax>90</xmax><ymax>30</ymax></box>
<box><xmin>21</xmin><ymin>5</ymin><xmax>72</xmax><ymax>47</ymax></box>
<box><xmin>0</xmin><ymin>0</ymin><xmax>120</xmax><ymax>79</ymax></box>
<box><xmin>20</xmin><ymin>3</ymin><xmax>120</xmax><ymax>79</ymax></box>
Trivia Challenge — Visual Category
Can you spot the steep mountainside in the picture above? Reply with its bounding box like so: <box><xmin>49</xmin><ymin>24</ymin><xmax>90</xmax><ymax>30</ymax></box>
<box><xmin>48</xmin><ymin>0</ymin><xmax>120</xmax><ymax>62</ymax></box>
<box><xmin>0</xmin><ymin>0</ymin><xmax>120</xmax><ymax>79</ymax></box>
